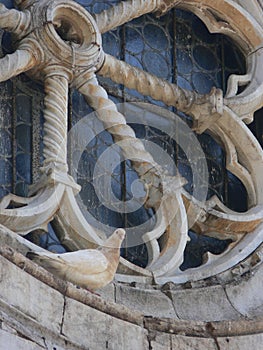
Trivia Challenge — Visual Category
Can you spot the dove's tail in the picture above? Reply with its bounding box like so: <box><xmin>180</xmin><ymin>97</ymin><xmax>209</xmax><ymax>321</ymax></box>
<box><xmin>26</xmin><ymin>251</ymin><xmax>40</xmax><ymax>260</ymax></box>
<box><xmin>26</xmin><ymin>251</ymin><xmax>48</xmax><ymax>266</ymax></box>
<box><xmin>26</xmin><ymin>251</ymin><xmax>66</xmax><ymax>277</ymax></box>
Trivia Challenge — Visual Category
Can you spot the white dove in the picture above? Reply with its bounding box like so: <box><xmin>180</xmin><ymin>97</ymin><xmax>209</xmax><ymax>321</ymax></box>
<box><xmin>26</xmin><ymin>228</ymin><xmax>125</xmax><ymax>291</ymax></box>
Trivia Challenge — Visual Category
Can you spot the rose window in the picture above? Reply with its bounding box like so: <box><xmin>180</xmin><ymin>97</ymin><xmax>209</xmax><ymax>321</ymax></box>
<box><xmin>0</xmin><ymin>0</ymin><xmax>263</xmax><ymax>285</ymax></box>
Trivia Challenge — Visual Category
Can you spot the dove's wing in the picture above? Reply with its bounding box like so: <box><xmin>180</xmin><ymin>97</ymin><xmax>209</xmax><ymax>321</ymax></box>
<box><xmin>59</xmin><ymin>249</ymin><xmax>109</xmax><ymax>274</ymax></box>
<box><xmin>32</xmin><ymin>249</ymin><xmax>109</xmax><ymax>276</ymax></box>
<box><xmin>27</xmin><ymin>230</ymin><xmax>125</xmax><ymax>290</ymax></box>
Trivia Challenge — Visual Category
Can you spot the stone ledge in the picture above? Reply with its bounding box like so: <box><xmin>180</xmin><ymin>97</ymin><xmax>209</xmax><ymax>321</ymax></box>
<box><xmin>144</xmin><ymin>317</ymin><xmax>263</xmax><ymax>338</ymax></box>
<box><xmin>0</xmin><ymin>244</ymin><xmax>143</xmax><ymax>327</ymax></box>
<box><xmin>1</xmin><ymin>245</ymin><xmax>263</xmax><ymax>349</ymax></box>
<box><xmin>1</xmin><ymin>243</ymin><xmax>263</xmax><ymax>331</ymax></box>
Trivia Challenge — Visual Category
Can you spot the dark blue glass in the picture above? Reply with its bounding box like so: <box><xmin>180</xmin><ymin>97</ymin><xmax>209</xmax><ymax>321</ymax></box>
<box><xmin>193</xmin><ymin>45</ymin><xmax>217</xmax><ymax>71</ymax></box>
<box><xmin>180</xmin><ymin>231</ymin><xmax>232</xmax><ymax>270</ymax></box>
<box><xmin>248</xmin><ymin>108</ymin><xmax>263</xmax><ymax>149</ymax></box>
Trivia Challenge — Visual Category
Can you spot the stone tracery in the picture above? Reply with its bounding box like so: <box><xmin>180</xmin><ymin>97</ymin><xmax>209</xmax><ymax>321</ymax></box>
<box><xmin>0</xmin><ymin>0</ymin><xmax>262</xmax><ymax>284</ymax></box>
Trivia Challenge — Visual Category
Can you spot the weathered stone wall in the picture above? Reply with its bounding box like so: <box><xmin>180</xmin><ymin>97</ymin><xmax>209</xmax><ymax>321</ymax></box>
<box><xmin>0</xmin><ymin>227</ymin><xmax>263</xmax><ymax>350</ymax></box>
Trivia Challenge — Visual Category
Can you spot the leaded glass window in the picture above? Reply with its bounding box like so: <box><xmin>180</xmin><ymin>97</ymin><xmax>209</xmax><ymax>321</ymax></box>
<box><xmin>0</xmin><ymin>0</ymin><xmax>262</xmax><ymax>284</ymax></box>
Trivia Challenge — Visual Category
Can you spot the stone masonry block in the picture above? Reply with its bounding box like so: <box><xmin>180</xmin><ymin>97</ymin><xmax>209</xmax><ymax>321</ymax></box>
<box><xmin>115</xmin><ymin>284</ymin><xmax>177</xmax><ymax>318</ymax></box>
<box><xmin>217</xmin><ymin>333</ymin><xmax>263</xmax><ymax>350</ymax></box>
<box><xmin>0</xmin><ymin>329</ymin><xmax>43</xmax><ymax>350</ymax></box>
<box><xmin>0</xmin><ymin>256</ymin><xmax>64</xmax><ymax>334</ymax></box>
<box><xmin>96</xmin><ymin>282</ymin><xmax>115</xmax><ymax>302</ymax></box>
<box><xmin>170</xmin><ymin>285</ymin><xmax>240</xmax><ymax>321</ymax></box>
<box><xmin>62</xmin><ymin>297</ymin><xmax>147</xmax><ymax>350</ymax></box>
<box><xmin>171</xmin><ymin>335</ymin><xmax>217</xmax><ymax>350</ymax></box>
<box><xmin>150</xmin><ymin>331</ymin><xmax>171</xmax><ymax>350</ymax></box>
<box><xmin>225</xmin><ymin>265</ymin><xmax>263</xmax><ymax>317</ymax></box>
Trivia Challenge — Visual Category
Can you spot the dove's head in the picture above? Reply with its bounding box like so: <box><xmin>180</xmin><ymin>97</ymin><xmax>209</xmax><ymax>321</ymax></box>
<box><xmin>103</xmin><ymin>228</ymin><xmax>126</xmax><ymax>249</ymax></box>
<box><xmin>114</xmin><ymin>228</ymin><xmax>126</xmax><ymax>241</ymax></box>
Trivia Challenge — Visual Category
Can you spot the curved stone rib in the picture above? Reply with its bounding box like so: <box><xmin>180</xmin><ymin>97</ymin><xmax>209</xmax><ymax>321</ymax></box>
<box><xmin>0</xmin><ymin>3</ymin><xmax>31</xmax><ymax>35</ymax></box>
<box><xmin>188</xmin><ymin>106</ymin><xmax>263</xmax><ymax>239</ymax></box>
<box><xmin>172</xmin><ymin>0</ymin><xmax>263</xmax><ymax>123</ymax></box>
<box><xmin>55</xmin><ymin>187</ymin><xmax>106</xmax><ymax>250</ymax></box>
<box><xmin>144</xmin><ymin>208</ymin><xmax>166</xmax><ymax>267</ymax></box>
<box><xmin>95</xmin><ymin>0</ymin><xmax>158</xmax><ymax>34</ymax></box>
<box><xmin>0</xmin><ymin>49</ymin><xmax>36</xmax><ymax>83</ymax></box>
<box><xmin>0</xmin><ymin>193</ymin><xmax>36</xmax><ymax>211</ymax></box>
<box><xmin>98</xmin><ymin>54</ymin><xmax>223</xmax><ymax>125</ymax></box>
<box><xmin>0</xmin><ymin>183</ymin><xmax>66</xmax><ymax>235</ymax></box>
<box><xmin>145</xmin><ymin>239</ymin><xmax>160</xmax><ymax>268</ymax></box>
<box><xmin>225</xmin><ymin>73</ymin><xmax>252</xmax><ymax>99</ymax></box>
<box><xmin>224</xmin><ymin>49</ymin><xmax>263</xmax><ymax>122</ymax></box>
<box><xmin>42</xmin><ymin>71</ymin><xmax>70</xmax><ymax>173</ymax></box>
<box><xmin>183</xmin><ymin>191</ymin><xmax>263</xmax><ymax>241</ymax></box>
<box><xmin>143</xmin><ymin>178</ymin><xmax>189</xmax><ymax>275</ymax></box>
<box><xmin>149</xmin><ymin>186</ymin><xmax>188</xmax><ymax>276</ymax></box>
<box><xmin>209</xmin><ymin>124</ymin><xmax>257</xmax><ymax>207</ymax></box>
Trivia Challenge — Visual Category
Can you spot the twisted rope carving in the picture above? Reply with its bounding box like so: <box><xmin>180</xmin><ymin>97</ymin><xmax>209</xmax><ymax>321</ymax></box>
<box><xmin>0</xmin><ymin>4</ymin><xmax>30</xmax><ymax>35</ymax></box>
<box><xmin>0</xmin><ymin>49</ymin><xmax>35</xmax><ymax>83</ymax></box>
<box><xmin>43</xmin><ymin>73</ymin><xmax>69</xmax><ymax>173</ymax></box>
<box><xmin>95</xmin><ymin>0</ymin><xmax>158</xmax><ymax>34</ymax></box>
<box><xmin>75</xmin><ymin>76</ymin><xmax>163</xmax><ymax>206</ymax></box>
<box><xmin>99</xmin><ymin>54</ymin><xmax>218</xmax><ymax>114</ymax></box>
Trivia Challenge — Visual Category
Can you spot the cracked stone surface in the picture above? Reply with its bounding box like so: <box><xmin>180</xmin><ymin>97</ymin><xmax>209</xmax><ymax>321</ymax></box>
<box><xmin>225</xmin><ymin>267</ymin><xmax>263</xmax><ymax>317</ymax></box>
<box><xmin>169</xmin><ymin>285</ymin><xmax>241</xmax><ymax>321</ymax></box>
<box><xmin>0</xmin><ymin>254</ymin><xmax>263</xmax><ymax>349</ymax></box>
<box><xmin>0</xmin><ymin>330</ymin><xmax>43</xmax><ymax>350</ymax></box>
<box><xmin>115</xmin><ymin>284</ymin><xmax>178</xmax><ymax>318</ymax></box>
<box><xmin>217</xmin><ymin>334</ymin><xmax>263</xmax><ymax>350</ymax></box>
<box><xmin>61</xmin><ymin>297</ymin><xmax>148</xmax><ymax>349</ymax></box>
<box><xmin>0</xmin><ymin>256</ymin><xmax>64</xmax><ymax>334</ymax></box>
<box><xmin>171</xmin><ymin>335</ymin><xmax>218</xmax><ymax>350</ymax></box>
<box><xmin>149</xmin><ymin>331</ymin><xmax>171</xmax><ymax>350</ymax></box>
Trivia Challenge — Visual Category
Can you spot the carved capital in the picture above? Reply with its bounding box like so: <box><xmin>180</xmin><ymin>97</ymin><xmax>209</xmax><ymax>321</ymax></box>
<box><xmin>188</xmin><ymin>87</ymin><xmax>224</xmax><ymax>134</ymax></box>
